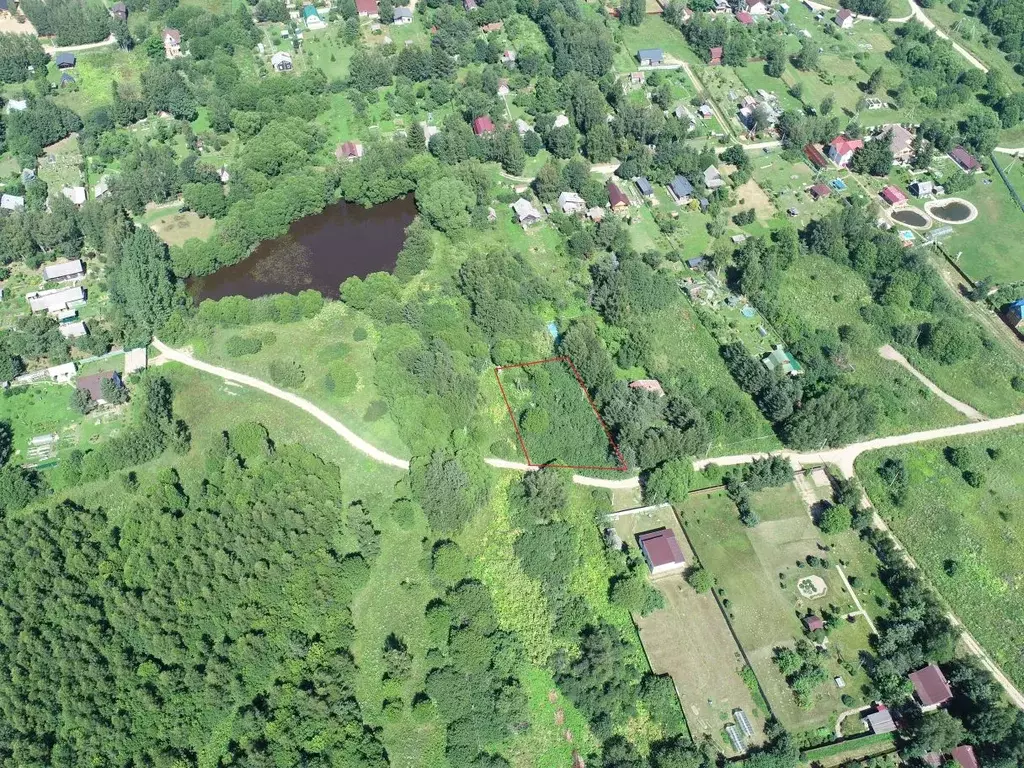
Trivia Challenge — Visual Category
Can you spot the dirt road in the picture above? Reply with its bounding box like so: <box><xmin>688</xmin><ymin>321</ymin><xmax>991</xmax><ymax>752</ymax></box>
<box><xmin>152</xmin><ymin>339</ymin><xmax>411</xmax><ymax>470</ymax></box>
<box><xmin>878</xmin><ymin>344</ymin><xmax>987</xmax><ymax>421</ymax></box>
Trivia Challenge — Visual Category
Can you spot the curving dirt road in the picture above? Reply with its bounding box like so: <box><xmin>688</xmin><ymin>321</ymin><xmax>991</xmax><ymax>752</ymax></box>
<box><xmin>878</xmin><ymin>344</ymin><xmax>987</xmax><ymax>422</ymax></box>
<box><xmin>155</xmin><ymin>339</ymin><xmax>1024</xmax><ymax>707</ymax></box>
<box><xmin>43</xmin><ymin>35</ymin><xmax>118</xmax><ymax>54</ymax></box>
<box><xmin>152</xmin><ymin>339</ymin><xmax>411</xmax><ymax>470</ymax></box>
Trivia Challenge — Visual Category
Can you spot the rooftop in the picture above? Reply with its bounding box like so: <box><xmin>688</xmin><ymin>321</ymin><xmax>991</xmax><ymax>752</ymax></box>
<box><xmin>909</xmin><ymin>664</ymin><xmax>953</xmax><ymax>708</ymax></box>
<box><xmin>638</xmin><ymin>529</ymin><xmax>685</xmax><ymax>568</ymax></box>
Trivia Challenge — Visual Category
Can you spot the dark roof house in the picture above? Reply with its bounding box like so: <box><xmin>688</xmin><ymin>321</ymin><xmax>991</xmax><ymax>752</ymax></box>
<box><xmin>635</xmin><ymin>177</ymin><xmax>654</xmax><ymax>196</ymax></box>
<box><xmin>55</xmin><ymin>52</ymin><xmax>76</xmax><ymax>68</ymax></box>
<box><xmin>111</xmin><ymin>1</ymin><xmax>127</xmax><ymax>18</ymax></box>
<box><xmin>803</xmin><ymin>615</ymin><xmax>824</xmax><ymax>632</ymax></box>
<box><xmin>809</xmin><ymin>183</ymin><xmax>831</xmax><ymax>200</ymax></box>
<box><xmin>637</xmin><ymin>48</ymin><xmax>664</xmax><ymax>65</ymax></box>
<box><xmin>637</xmin><ymin>529</ymin><xmax>685</xmax><ymax>574</ymax></box>
<box><xmin>77</xmin><ymin>371</ymin><xmax>122</xmax><ymax>404</ymax></box>
<box><xmin>909</xmin><ymin>664</ymin><xmax>954</xmax><ymax>710</ymax></box>
<box><xmin>668</xmin><ymin>175</ymin><xmax>694</xmax><ymax>201</ymax></box>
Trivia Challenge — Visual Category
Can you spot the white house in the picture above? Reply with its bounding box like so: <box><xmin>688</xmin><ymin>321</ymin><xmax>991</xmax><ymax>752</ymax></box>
<box><xmin>58</xmin><ymin>321</ymin><xmax>88</xmax><ymax>339</ymax></box>
<box><xmin>62</xmin><ymin>186</ymin><xmax>86</xmax><ymax>206</ymax></box>
<box><xmin>828</xmin><ymin>135</ymin><xmax>863</xmax><ymax>167</ymax></box>
<box><xmin>746</xmin><ymin>0</ymin><xmax>769</xmax><ymax>14</ymax></box>
<box><xmin>835</xmin><ymin>8</ymin><xmax>854</xmax><ymax>28</ymax></box>
<box><xmin>511</xmin><ymin>197</ymin><xmax>542</xmax><ymax>227</ymax></box>
<box><xmin>558</xmin><ymin>191</ymin><xmax>587</xmax><ymax>215</ymax></box>
<box><xmin>271</xmin><ymin>51</ymin><xmax>293</xmax><ymax>71</ymax></box>
<box><xmin>0</xmin><ymin>194</ymin><xmax>24</xmax><ymax>211</ymax></box>
<box><xmin>393</xmin><ymin>6</ymin><xmax>412</xmax><ymax>22</ymax></box>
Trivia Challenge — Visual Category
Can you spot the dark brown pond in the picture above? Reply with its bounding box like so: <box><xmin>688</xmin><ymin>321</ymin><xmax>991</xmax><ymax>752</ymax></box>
<box><xmin>891</xmin><ymin>208</ymin><xmax>930</xmax><ymax>228</ymax></box>
<box><xmin>928</xmin><ymin>201</ymin><xmax>972</xmax><ymax>222</ymax></box>
<box><xmin>187</xmin><ymin>196</ymin><xmax>416</xmax><ymax>301</ymax></box>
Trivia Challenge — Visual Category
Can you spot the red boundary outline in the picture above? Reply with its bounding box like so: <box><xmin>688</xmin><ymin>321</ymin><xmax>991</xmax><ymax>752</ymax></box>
<box><xmin>493</xmin><ymin>356</ymin><xmax>629</xmax><ymax>472</ymax></box>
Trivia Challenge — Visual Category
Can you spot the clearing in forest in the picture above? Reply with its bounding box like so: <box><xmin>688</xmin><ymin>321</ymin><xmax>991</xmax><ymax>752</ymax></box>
<box><xmin>494</xmin><ymin>356</ymin><xmax>627</xmax><ymax>471</ymax></box>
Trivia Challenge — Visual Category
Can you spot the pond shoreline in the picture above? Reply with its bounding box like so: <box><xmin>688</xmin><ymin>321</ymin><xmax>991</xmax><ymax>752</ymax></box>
<box><xmin>186</xmin><ymin>195</ymin><xmax>416</xmax><ymax>302</ymax></box>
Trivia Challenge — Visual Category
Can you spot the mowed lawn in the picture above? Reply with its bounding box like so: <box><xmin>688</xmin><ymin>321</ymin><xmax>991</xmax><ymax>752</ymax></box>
<box><xmin>614</xmin><ymin>505</ymin><xmax>765</xmax><ymax>756</ymax></box>
<box><xmin>942</xmin><ymin>159</ymin><xmax>1024</xmax><ymax>284</ymax></box>
<box><xmin>681</xmin><ymin>485</ymin><xmax>878</xmax><ymax>735</ymax></box>
<box><xmin>856</xmin><ymin>428</ymin><xmax>1024</xmax><ymax>689</ymax></box>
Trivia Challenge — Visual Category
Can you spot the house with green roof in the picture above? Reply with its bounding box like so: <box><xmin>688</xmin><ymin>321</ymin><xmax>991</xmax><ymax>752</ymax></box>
<box><xmin>302</xmin><ymin>4</ymin><xmax>325</xmax><ymax>28</ymax></box>
<box><xmin>762</xmin><ymin>344</ymin><xmax>803</xmax><ymax>376</ymax></box>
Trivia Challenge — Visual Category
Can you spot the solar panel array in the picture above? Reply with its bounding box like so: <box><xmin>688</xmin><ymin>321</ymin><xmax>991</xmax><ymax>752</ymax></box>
<box><xmin>726</xmin><ymin>724</ymin><xmax>745</xmax><ymax>754</ymax></box>
<box><xmin>733</xmin><ymin>709</ymin><xmax>754</xmax><ymax>737</ymax></box>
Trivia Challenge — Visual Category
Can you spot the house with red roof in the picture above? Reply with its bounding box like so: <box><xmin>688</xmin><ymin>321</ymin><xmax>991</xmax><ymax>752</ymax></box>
<box><xmin>803</xmin><ymin>615</ymin><xmax>825</xmax><ymax>632</ymax></box>
<box><xmin>637</xmin><ymin>529</ymin><xmax>686</xmax><ymax>575</ymax></box>
<box><xmin>828</xmin><ymin>135</ymin><xmax>863</xmax><ymax>167</ymax></box>
<box><xmin>335</xmin><ymin>141</ymin><xmax>364</xmax><ymax>162</ymax></box>
<box><xmin>356</xmin><ymin>0</ymin><xmax>379</xmax><ymax>16</ymax></box>
<box><xmin>909</xmin><ymin>664</ymin><xmax>954</xmax><ymax>711</ymax></box>
<box><xmin>735</xmin><ymin>10</ymin><xmax>754</xmax><ymax>23</ymax></box>
<box><xmin>880</xmin><ymin>185</ymin><xmax>906</xmax><ymax>206</ymax></box>
<box><xmin>472</xmin><ymin>115</ymin><xmax>495</xmax><ymax>135</ymax></box>
<box><xmin>709</xmin><ymin>46</ymin><xmax>723</xmax><ymax>65</ymax></box>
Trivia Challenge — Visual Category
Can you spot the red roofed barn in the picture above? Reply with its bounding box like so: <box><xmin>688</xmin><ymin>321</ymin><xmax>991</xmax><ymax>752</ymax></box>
<box><xmin>881</xmin><ymin>185</ymin><xmax>906</xmax><ymax>206</ymax></box>
<box><xmin>356</xmin><ymin>0</ymin><xmax>379</xmax><ymax>15</ymax></box>
<box><xmin>803</xmin><ymin>614</ymin><xmax>825</xmax><ymax>632</ymax></box>
<box><xmin>472</xmin><ymin>115</ymin><xmax>495</xmax><ymax>135</ymax></box>
<box><xmin>909</xmin><ymin>664</ymin><xmax>954</xmax><ymax>711</ymax></box>
<box><xmin>637</xmin><ymin>529</ymin><xmax>686</xmax><ymax>575</ymax></box>
<box><xmin>949</xmin><ymin>146</ymin><xmax>980</xmax><ymax>173</ymax></box>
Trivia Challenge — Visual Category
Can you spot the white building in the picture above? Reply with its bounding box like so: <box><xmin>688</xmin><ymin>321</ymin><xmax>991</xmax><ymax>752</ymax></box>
<box><xmin>0</xmin><ymin>194</ymin><xmax>24</xmax><ymax>211</ymax></box>
<box><xmin>58</xmin><ymin>321</ymin><xmax>88</xmax><ymax>339</ymax></box>
<box><xmin>42</xmin><ymin>259</ymin><xmax>84</xmax><ymax>282</ymax></box>
<box><xmin>62</xmin><ymin>186</ymin><xmax>86</xmax><ymax>206</ymax></box>
<box><xmin>557</xmin><ymin>191</ymin><xmax>586</xmax><ymax>215</ymax></box>
<box><xmin>26</xmin><ymin>286</ymin><xmax>85</xmax><ymax>314</ymax></box>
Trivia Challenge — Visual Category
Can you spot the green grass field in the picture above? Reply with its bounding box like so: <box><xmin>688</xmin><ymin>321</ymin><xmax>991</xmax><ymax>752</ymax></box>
<box><xmin>941</xmin><ymin>159</ymin><xmax>1024</xmax><ymax>284</ymax></box>
<box><xmin>773</xmin><ymin>253</ymin><xmax>972</xmax><ymax>436</ymax></box>
<box><xmin>51</xmin><ymin>47</ymin><xmax>148</xmax><ymax>117</ymax></box>
<box><xmin>190</xmin><ymin>301</ymin><xmax>411</xmax><ymax>459</ymax></box>
<box><xmin>681</xmin><ymin>484</ymin><xmax>881</xmax><ymax>737</ymax></box>
<box><xmin>856</xmin><ymin>428</ymin><xmax>1024</xmax><ymax>690</ymax></box>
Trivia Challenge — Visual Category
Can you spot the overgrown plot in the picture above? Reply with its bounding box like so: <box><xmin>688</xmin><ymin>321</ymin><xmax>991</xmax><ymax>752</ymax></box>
<box><xmin>495</xmin><ymin>358</ymin><xmax>626</xmax><ymax>470</ymax></box>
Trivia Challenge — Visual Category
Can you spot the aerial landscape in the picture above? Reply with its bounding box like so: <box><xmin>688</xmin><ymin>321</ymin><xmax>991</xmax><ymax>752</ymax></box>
<box><xmin>1</xmin><ymin>0</ymin><xmax>1024</xmax><ymax>762</ymax></box>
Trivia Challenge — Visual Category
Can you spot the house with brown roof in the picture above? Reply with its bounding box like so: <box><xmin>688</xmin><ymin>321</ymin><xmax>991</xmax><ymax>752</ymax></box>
<box><xmin>607</xmin><ymin>182</ymin><xmax>629</xmax><ymax>211</ymax></box>
<box><xmin>709</xmin><ymin>46</ymin><xmax>723</xmax><ymax>65</ymax></box>
<box><xmin>880</xmin><ymin>123</ymin><xmax>914</xmax><ymax>162</ymax></box>
<box><xmin>835</xmin><ymin>7</ymin><xmax>854</xmax><ymax>27</ymax></box>
<box><xmin>111</xmin><ymin>1</ymin><xmax>127</xmax><ymax>19</ymax></box>
<box><xmin>949</xmin><ymin>146</ymin><xmax>980</xmax><ymax>173</ymax></box>
<box><xmin>809</xmin><ymin>183</ymin><xmax>831</xmax><ymax>200</ymax></box>
<box><xmin>76</xmin><ymin>371</ymin><xmax>123</xmax><ymax>406</ymax></box>
<box><xmin>951</xmin><ymin>746</ymin><xmax>979</xmax><ymax>768</ymax></box>
<box><xmin>804</xmin><ymin>143</ymin><xmax>829</xmax><ymax>169</ymax></box>
<box><xmin>637</xmin><ymin>528</ymin><xmax>685</xmax><ymax>575</ymax></box>
<box><xmin>335</xmin><ymin>141</ymin><xmax>364</xmax><ymax>161</ymax></box>
<box><xmin>909</xmin><ymin>664</ymin><xmax>953</xmax><ymax>711</ymax></box>
<box><xmin>735</xmin><ymin>10</ymin><xmax>755</xmax><ymax>23</ymax></box>
<box><xmin>629</xmin><ymin>379</ymin><xmax>665</xmax><ymax>396</ymax></box>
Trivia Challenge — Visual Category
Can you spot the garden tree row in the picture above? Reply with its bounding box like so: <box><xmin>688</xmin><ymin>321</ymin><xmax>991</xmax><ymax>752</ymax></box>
<box><xmin>0</xmin><ymin>425</ymin><xmax>390</xmax><ymax>766</ymax></box>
